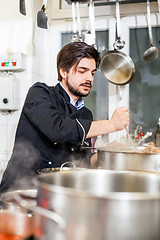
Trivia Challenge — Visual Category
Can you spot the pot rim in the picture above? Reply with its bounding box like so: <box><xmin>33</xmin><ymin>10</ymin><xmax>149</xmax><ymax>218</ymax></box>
<box><xmin>97</xmin><ymin>146</ymin><xmax>160</xmax><ymax>155</ymax></box>
<box><xmin>37</xmin><ymin>169</ymin><xmax>160</xmax><ymax>201</ymax></box>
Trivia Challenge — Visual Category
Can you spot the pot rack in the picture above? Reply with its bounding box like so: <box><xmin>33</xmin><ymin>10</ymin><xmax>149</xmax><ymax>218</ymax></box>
<box><xmin>65</xmin><ymin>0</ymin><xmax>156</xmax><ymax>6</ymax></box>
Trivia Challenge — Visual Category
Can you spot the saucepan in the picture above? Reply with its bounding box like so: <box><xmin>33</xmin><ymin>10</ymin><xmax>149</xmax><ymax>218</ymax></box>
<box><xmin>0</xmin><ymin>189</ymin><xmax>37</xmax><ymax>206</ymax></box>
<box><xmin>37</xmin><ymin>161</ymin><xmax>85</xmax><ymax>174</ymax></box>
<box><xmin>100</xmin><ymin>0</ymin><xmax>135</xmax><ymax>85</ymax></box>
<box><xmin>0</xmin><ymin>200</ymin><xmax>34</xmax><ymax>239</ymax></box>
<box><xmin>34</xmin><ymin>169</ymin><xmax>160</xmax><ymax>240</ymax></box>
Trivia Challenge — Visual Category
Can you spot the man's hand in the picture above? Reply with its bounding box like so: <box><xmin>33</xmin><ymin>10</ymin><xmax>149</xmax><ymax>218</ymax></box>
<box><xmin>110</xmin><ymin>107</ymin><xmax>129</xmax><ymax>131</ymax></box>
<box><xmin>86</xmin><ymin>106</ymin><xmax>129</xmax><ymax>139</ymax></box>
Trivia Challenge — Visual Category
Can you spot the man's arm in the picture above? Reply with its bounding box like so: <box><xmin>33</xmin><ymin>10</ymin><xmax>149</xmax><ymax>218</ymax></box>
<box><xmin>86</xmin><ymin>107</ymin><xmax>129</xmax><ymax>138</ymax></box>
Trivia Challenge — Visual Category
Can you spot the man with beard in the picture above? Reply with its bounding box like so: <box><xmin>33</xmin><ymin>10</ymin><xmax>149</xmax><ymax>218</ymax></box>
<box><xmin>0</xmin><ymin>42</ymin><xmax>129</xmax><ymax>193</ymax></box>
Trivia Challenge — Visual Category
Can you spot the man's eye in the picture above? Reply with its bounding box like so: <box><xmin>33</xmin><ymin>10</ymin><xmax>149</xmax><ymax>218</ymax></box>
<box><xmin>79</xmin><ymin>71</ymin><xmax>85</xmax><ymax>74</ymax></box>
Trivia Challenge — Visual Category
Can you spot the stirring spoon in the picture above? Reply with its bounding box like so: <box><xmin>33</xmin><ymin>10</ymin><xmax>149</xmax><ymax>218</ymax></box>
<box><xmin>125</xmin><ymin>126</ymin><xmax>138</xmax><ymax>152</ymax></box>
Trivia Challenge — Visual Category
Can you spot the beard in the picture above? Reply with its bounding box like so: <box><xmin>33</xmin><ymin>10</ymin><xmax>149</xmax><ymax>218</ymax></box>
<box><xmin>66</xmin><ymin>76</ymin><xmax>92</xmax><ymax>97</ymax></box>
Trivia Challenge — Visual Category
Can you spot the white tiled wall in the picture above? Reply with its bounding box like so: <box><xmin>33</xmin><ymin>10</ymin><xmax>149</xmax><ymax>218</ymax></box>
<box><xmin>0</xmin><ymin>14</ymin><xmax>59</xmax><ymax>176</ymax></box>
<box><xmin>0</xmin><ymin>74</ymin><xmax>31</xmax><ymax>166</ymax></box>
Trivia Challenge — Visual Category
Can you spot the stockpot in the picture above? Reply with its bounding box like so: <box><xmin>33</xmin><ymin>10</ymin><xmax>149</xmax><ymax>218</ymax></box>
<box><xmin>37</xmin><ymin>161</ymin><xmax>85</xmax><ymax>174</ymax></box>
<box><xmin>97</xmin><ymin>145</ymin><xmax>160</xmax><ymax>173</ymax></box>
<box><xmin>35</xmin><ymin>169</ymin><xmax>160</xmax><ymax>240</ymax></box>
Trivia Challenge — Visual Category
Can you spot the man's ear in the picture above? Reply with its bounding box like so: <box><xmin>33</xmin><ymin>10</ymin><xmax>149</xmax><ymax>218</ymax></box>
<box><xmin>60</xmin><ymin>68</ymin><xmax>67</xmax><ymax>79</ymax></box>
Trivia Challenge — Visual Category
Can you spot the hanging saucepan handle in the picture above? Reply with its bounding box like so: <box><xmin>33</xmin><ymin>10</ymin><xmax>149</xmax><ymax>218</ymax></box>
<box><xmin>116</xmin><ymin>0</ymin><xmax>121</xmax><ymax>40</ymax></box>
<box><xmin>72</xmin><ymin>2</ymin><xmax>77</xmax><ymax>35</ymax></box>
<box><xmin>84</xmin><ymin>0</ymin><xmax>96</xmax><ymax>46</ymax></box>
<box><xmin>89</xmin><ymin>0</ymin><xmax>96</xmax><ymax>46</ymax></box>
<box><xmin>71</xmin><ymin>2</ymin><xmax>79</xmax><ymax>42</ymax></box>
<box><xmin>76</xmin><ymin>2</ymin><xmax>83</xmax><ymax>42</ymax></box>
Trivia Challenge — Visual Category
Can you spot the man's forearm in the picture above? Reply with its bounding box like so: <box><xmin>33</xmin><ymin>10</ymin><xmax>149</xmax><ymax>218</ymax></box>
<box><xmin>86</xmin><ymin>120</ymin><xmax>117</xmax><ymax>138</ymax></box>
<box><xmin>86</xmin><ymin>107</ymin><xmax>129</xmax><ymax>139</ymax></box>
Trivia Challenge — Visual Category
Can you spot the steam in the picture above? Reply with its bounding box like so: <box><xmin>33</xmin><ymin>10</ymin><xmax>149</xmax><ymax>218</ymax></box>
<box><xmin>0</xmin><ymin>138</ymin><xmax>41</xmax><ymax>194</ymax></box>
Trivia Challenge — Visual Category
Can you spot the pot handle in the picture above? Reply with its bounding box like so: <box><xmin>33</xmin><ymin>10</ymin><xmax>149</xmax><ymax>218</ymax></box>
<box><xmin>31</xmin><ymin>205</ymin><xmax>66</xmax><ymax>230</ymax></box>
<box><xmin>60</xmin><ymin>161</ymin><xmax>75</xmax><ymax>171</ymax></box>
<box><xmin>12</xmin><ymin>193</ymin><xmax>66</xmax><ymax>231</ymax></box>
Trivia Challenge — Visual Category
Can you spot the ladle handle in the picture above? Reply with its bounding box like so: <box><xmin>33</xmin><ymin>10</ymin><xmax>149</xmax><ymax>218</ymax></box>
<box><xmin>115</xmin><ymin>0</ymin><xmax>121</xmax><ymax>40</ymax></box>
<box><xmin>125</xmin><ymin>127</ymin><xmax>138</xmax><ymax>152</ymax></box>
<box><xmin>76</xmin><ymin>2</ymin><xmax>82</xmax><ymax>37</ymax></box>
<box><xmin>72</xmin><ymin>2</ymin><xmax>76</xmax><ymax>34</ymax></box>
<box><xmin>147</xmin><ymin>0</ymin><xmax>154</xmax><ymax>46</ymax></box>
<box><xmin>89</xmin><ymin>0</ymin><xmax>96</xmax><ymax>43</ymax></box>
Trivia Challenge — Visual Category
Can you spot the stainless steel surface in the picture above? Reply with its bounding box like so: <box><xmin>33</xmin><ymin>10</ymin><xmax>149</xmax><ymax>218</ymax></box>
<box><xmin>36</xmin><ymin>169</ymin><xmax>160</xmax><ymax>240</ymax></box>
<box><xmin>37</xmin><ymin>167</ymin><xmax>84</xmax><ymax>174</ymax></box>
<box><xmin>0</xmin><ymin>189</ymin><xmax>37</xmax><ymax>207</ymax></box>
<box><xmin>99</xmin><ymin>0</ymin><xmax>135</xmax><ymax>85</ymax></box>
<box><xmin>99</xmin><ymin>50</ymin><xmax>135</xmax><ymax>85</ymax></box>
<box><xmin>97</xmin><ymin>145</ymin><xmax>160</xmax><ymax>173</ymax></box>
<box><xmin>143</xmin><ymin>0</ymin><xmax>159</xmax><ymax>62</ymax></box>
<box><xmin>71</xmin><ymin>2</ymin><xmax>83</xmax><ymax>42</ymax></box>
<box><xmin>37</xmin><ymin>161</ymin><xmax>85</xmax><ymax>174</ymax></box>
<box><xmin>98</xmin><ymin>0</ymin><xmax>135</xmax><ymax>86</ymax></box>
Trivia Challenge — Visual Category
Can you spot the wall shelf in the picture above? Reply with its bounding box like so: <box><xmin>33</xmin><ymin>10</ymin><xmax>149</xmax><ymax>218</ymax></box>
<box><xmin>50</xmin><ymin>0</ymin><xmax>159</xmax><ymax>20</ymax></box>
<box><xmin>65</xmin><ymin>0</ymin><xmax>156</xmax><ymax>6</ymax></box>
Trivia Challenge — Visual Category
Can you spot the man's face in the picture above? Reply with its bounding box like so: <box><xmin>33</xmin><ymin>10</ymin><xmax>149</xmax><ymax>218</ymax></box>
<box><xmin>61</xmin><ymin>58</ymin><xmax>97</xmax><ymax>98</ymax></box>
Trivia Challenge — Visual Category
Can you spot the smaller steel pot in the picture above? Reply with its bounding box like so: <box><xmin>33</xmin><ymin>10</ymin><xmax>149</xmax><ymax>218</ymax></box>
<box><xmin>37</xmin><ymin>161</ymin><xmax>85</xmax><ymax>174</ymax></box>
<box><xmin>97</xmin><ymin>145</ymin><xmax>160</xmax><ymax>173</ymax></box>
<box><xmin>0</xmin><ymin>189</ymin><xmax>37</xmax><ymax>207</ymax></box>
<box><xmin>0</xmin><ymin>201</ymin><xmax>34</xmax><ymax>239</ymax></box>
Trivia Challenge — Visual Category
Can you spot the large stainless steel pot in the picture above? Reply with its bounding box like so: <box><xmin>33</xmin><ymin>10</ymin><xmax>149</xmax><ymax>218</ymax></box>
<box><xmin>35</xmin><ymin>169</ymin><xmax>160</xmax><ymax>240</ymax></box>
<box><xmin>97</xmin><ymin>145</ymin><xmax>160</xmax><ymax>173</ymax></box>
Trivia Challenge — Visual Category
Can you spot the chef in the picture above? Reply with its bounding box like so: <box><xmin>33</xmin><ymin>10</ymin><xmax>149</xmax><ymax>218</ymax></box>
<box><xmin>0</xmin><ymin>42</ymin><xmax>129</xmax><ymax>193</ymax></box>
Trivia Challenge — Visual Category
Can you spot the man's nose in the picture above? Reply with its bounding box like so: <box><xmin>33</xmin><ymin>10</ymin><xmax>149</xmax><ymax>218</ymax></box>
<box><xmin>86</xmin><ymin>72</ymin><xmax>94</xmax><ymax>81</ymax></box>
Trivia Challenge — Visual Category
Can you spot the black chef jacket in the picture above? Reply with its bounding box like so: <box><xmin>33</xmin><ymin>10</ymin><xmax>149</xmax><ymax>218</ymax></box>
<box><xmin>0</xmin><ymin>82</ymin><xmax>93</xmax><ymax>193</ymax></box>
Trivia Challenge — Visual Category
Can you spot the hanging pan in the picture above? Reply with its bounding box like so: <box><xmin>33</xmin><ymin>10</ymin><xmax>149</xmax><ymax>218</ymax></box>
<box><xmin>100</xmin><ymin>0</ymin><xmax>135</xmax><ymax>85</ymax></box>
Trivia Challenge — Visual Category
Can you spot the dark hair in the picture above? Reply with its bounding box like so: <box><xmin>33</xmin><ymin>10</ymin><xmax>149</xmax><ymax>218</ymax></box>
<box><xmin>57</xmin><ymin>42</ymin><xmax>101</xmax><ymax>81</ymax></box>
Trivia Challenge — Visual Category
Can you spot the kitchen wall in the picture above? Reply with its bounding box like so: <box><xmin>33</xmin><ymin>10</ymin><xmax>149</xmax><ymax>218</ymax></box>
<box><xmin>0</xmin><ymin>0</ymin><xmax>54</xmax><ymax>177</ymax></box>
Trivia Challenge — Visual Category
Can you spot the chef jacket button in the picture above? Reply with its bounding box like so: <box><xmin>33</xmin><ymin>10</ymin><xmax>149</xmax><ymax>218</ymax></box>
<box><xmin>48</xmin><ymin>161</ymin><xmax>52</xmax><ymax>165</ymax></box>
<box><xmin>71</xmin><ymin>148</ymin><xmax>74</xmax><ymax>152</ymax></box>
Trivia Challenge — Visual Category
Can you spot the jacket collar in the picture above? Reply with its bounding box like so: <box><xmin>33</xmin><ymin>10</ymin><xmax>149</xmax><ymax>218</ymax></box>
<box><xmin>56</xmin><ymin>82</ymin><xmax>84</xmax><ymax>110</ymax></box>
